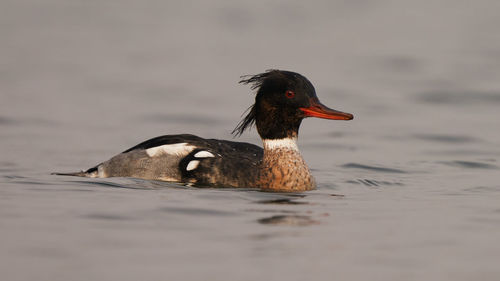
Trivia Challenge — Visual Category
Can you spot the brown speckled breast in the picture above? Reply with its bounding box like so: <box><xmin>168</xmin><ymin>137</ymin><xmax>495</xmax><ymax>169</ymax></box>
<box><xmin>257</xmin><ymin>147</ymin><xmax>316</xmax><ymax>192</ymax></box>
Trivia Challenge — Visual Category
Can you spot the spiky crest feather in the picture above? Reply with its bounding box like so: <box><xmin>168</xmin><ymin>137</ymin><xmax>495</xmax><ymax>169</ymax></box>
<box><xmin>232</xmin><ymin>69</ymin><xmax>281</xmax><ymax>137</ymax></box>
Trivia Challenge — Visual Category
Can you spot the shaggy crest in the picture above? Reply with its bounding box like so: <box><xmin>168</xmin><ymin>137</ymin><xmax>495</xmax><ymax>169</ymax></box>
<box><xmin>232</xmin><ymin>70</ymin><xmax>281</xmax><ymax>136</ymax></box>
<box><xmin>231</xmin><ymin>105</ymin><xmax>256</xmax><ymax>137</ymax></box>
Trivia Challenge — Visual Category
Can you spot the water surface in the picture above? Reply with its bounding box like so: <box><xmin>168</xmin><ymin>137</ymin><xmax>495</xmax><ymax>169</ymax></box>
<box><xmin>1</xmin><ymin>1</ymin><xmax>500</xmax><ymax>281</ymax></box>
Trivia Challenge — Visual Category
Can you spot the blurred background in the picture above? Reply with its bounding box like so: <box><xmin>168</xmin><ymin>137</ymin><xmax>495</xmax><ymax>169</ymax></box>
<box><xmin>1</xmin><ymin>1</ymin><xmax>500</xmax><ymax>281</ymax></box>
<box><xmin>2</xmin><ymin>1</ymin><xmax>499</xmax><ymax>151</ymax></box>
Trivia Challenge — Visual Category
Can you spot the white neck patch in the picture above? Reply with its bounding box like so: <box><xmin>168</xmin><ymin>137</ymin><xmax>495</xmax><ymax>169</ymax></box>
<box><xmin>263</xmin><ymin>138</ymin><xmax>299</xmax><ymax>151</ymax></box>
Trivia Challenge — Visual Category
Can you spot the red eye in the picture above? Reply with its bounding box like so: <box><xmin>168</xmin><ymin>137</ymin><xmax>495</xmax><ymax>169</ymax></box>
<box><xmin>285</xmin><ymin>90</ymin><xmax>295</xmax><ymax>98</ymax></box>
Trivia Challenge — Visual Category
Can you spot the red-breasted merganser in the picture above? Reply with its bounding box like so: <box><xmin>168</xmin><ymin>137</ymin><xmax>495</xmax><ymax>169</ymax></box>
<box><xmin>53</xmin><ymin>70</ymin><xmax>353</xmax><ymax>192</ymax></box>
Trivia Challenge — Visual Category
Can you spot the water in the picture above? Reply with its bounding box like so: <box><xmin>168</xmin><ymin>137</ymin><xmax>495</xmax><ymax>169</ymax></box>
<box><xmin>1</xmin><ymin>1</ymin><xmax>500</xmax><ymax>280</ymax></box>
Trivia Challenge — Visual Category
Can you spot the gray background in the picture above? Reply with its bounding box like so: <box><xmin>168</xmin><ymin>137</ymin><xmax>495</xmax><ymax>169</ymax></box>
<box><xmin>1</xmin><ymin>1</ymin><xmax>500</xmax><ymax>281</ymax></box>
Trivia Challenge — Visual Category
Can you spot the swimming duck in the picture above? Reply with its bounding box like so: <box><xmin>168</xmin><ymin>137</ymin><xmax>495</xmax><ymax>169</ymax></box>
<box><xmin>54</xmin><ymin>70</ymin><xmax>353</xmax><ymax>191</ymax></box>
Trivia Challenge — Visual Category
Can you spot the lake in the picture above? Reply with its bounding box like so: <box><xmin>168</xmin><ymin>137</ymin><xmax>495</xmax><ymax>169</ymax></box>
<box><xmin>1</xmin><ymin>1</ymin><xmax>500</xmax><ymax>280</ymax></box>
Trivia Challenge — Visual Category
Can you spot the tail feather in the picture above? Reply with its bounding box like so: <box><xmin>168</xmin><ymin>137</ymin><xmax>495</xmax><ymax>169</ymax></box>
<box><xmin>51</xmin><ymin>165</ymin><xmax>99</xmax><ymax>178</ymax></box>
<box><xmin>51</xmin><ymin>171</ymin><xmax>87</xmax><ymax>177</ymax></box>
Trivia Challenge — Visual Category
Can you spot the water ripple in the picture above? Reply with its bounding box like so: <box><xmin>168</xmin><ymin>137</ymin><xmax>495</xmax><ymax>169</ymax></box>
<box><xmin>414</xmin><ymin>134</ymin><xmax>479</xmax><ymax>144</ymax></box>
<box><xmin>0</xmin><ymin>116</ymin><xmax>16</xmax><ymax>125</ymax></box>
<box><xmin>346</xmin><ymin>179</ymin><xmax>404</xmax><ymax>187</ymax></box>
<box><xmin>256</xmin><ymin>198</ymin><xmax>308</xmax><ymax>205</ymax></box>
<box><xmin>342</xmin><ymin>163</ymin><xmax>407</xmax><ymax>173</ymax></box>
<box><xmin>440</xmin><ymin>160</ymin><xmax>498</xmax><ymax>169</ymax></box>
<box><xmin>257</xmin><ymin>215</ymin><xmax>319</xmax><ymax>226</ymax></box>
<box><xmin>463</xmin><ymin>186</ymin><xmax>500</xmax><ymax>193</ymax></box>
<box><xmin>159</xmin><ymin>206</ymin><xmax>235</xmax><ymax>216</ymax></box>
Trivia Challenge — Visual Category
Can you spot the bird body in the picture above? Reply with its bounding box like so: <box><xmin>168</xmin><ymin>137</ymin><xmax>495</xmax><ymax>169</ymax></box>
<box><xmin>53</xmin><ymin>70</ymin><xmax>353</xmax><ymax>192</ymax></box>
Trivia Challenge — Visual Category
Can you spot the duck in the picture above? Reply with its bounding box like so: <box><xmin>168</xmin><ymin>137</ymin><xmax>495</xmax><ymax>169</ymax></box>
<box><xmin>53</xmin><ymin>70</ymin><xmax>353</xmax><ymax>192</ymax></box>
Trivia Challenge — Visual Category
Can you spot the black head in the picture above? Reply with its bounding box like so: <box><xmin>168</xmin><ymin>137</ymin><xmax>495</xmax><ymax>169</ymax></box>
<box><xmin>232</xmin><ymin>70</ymin><xmax>353</xmax><ymax>139</ymax></box>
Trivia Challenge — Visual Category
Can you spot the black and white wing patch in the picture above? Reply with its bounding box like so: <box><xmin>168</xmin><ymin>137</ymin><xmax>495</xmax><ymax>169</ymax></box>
<box><xmin>179</xmin><ymin>149</ymin><xmax>218</xmax><ymax>179</ymax></box>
